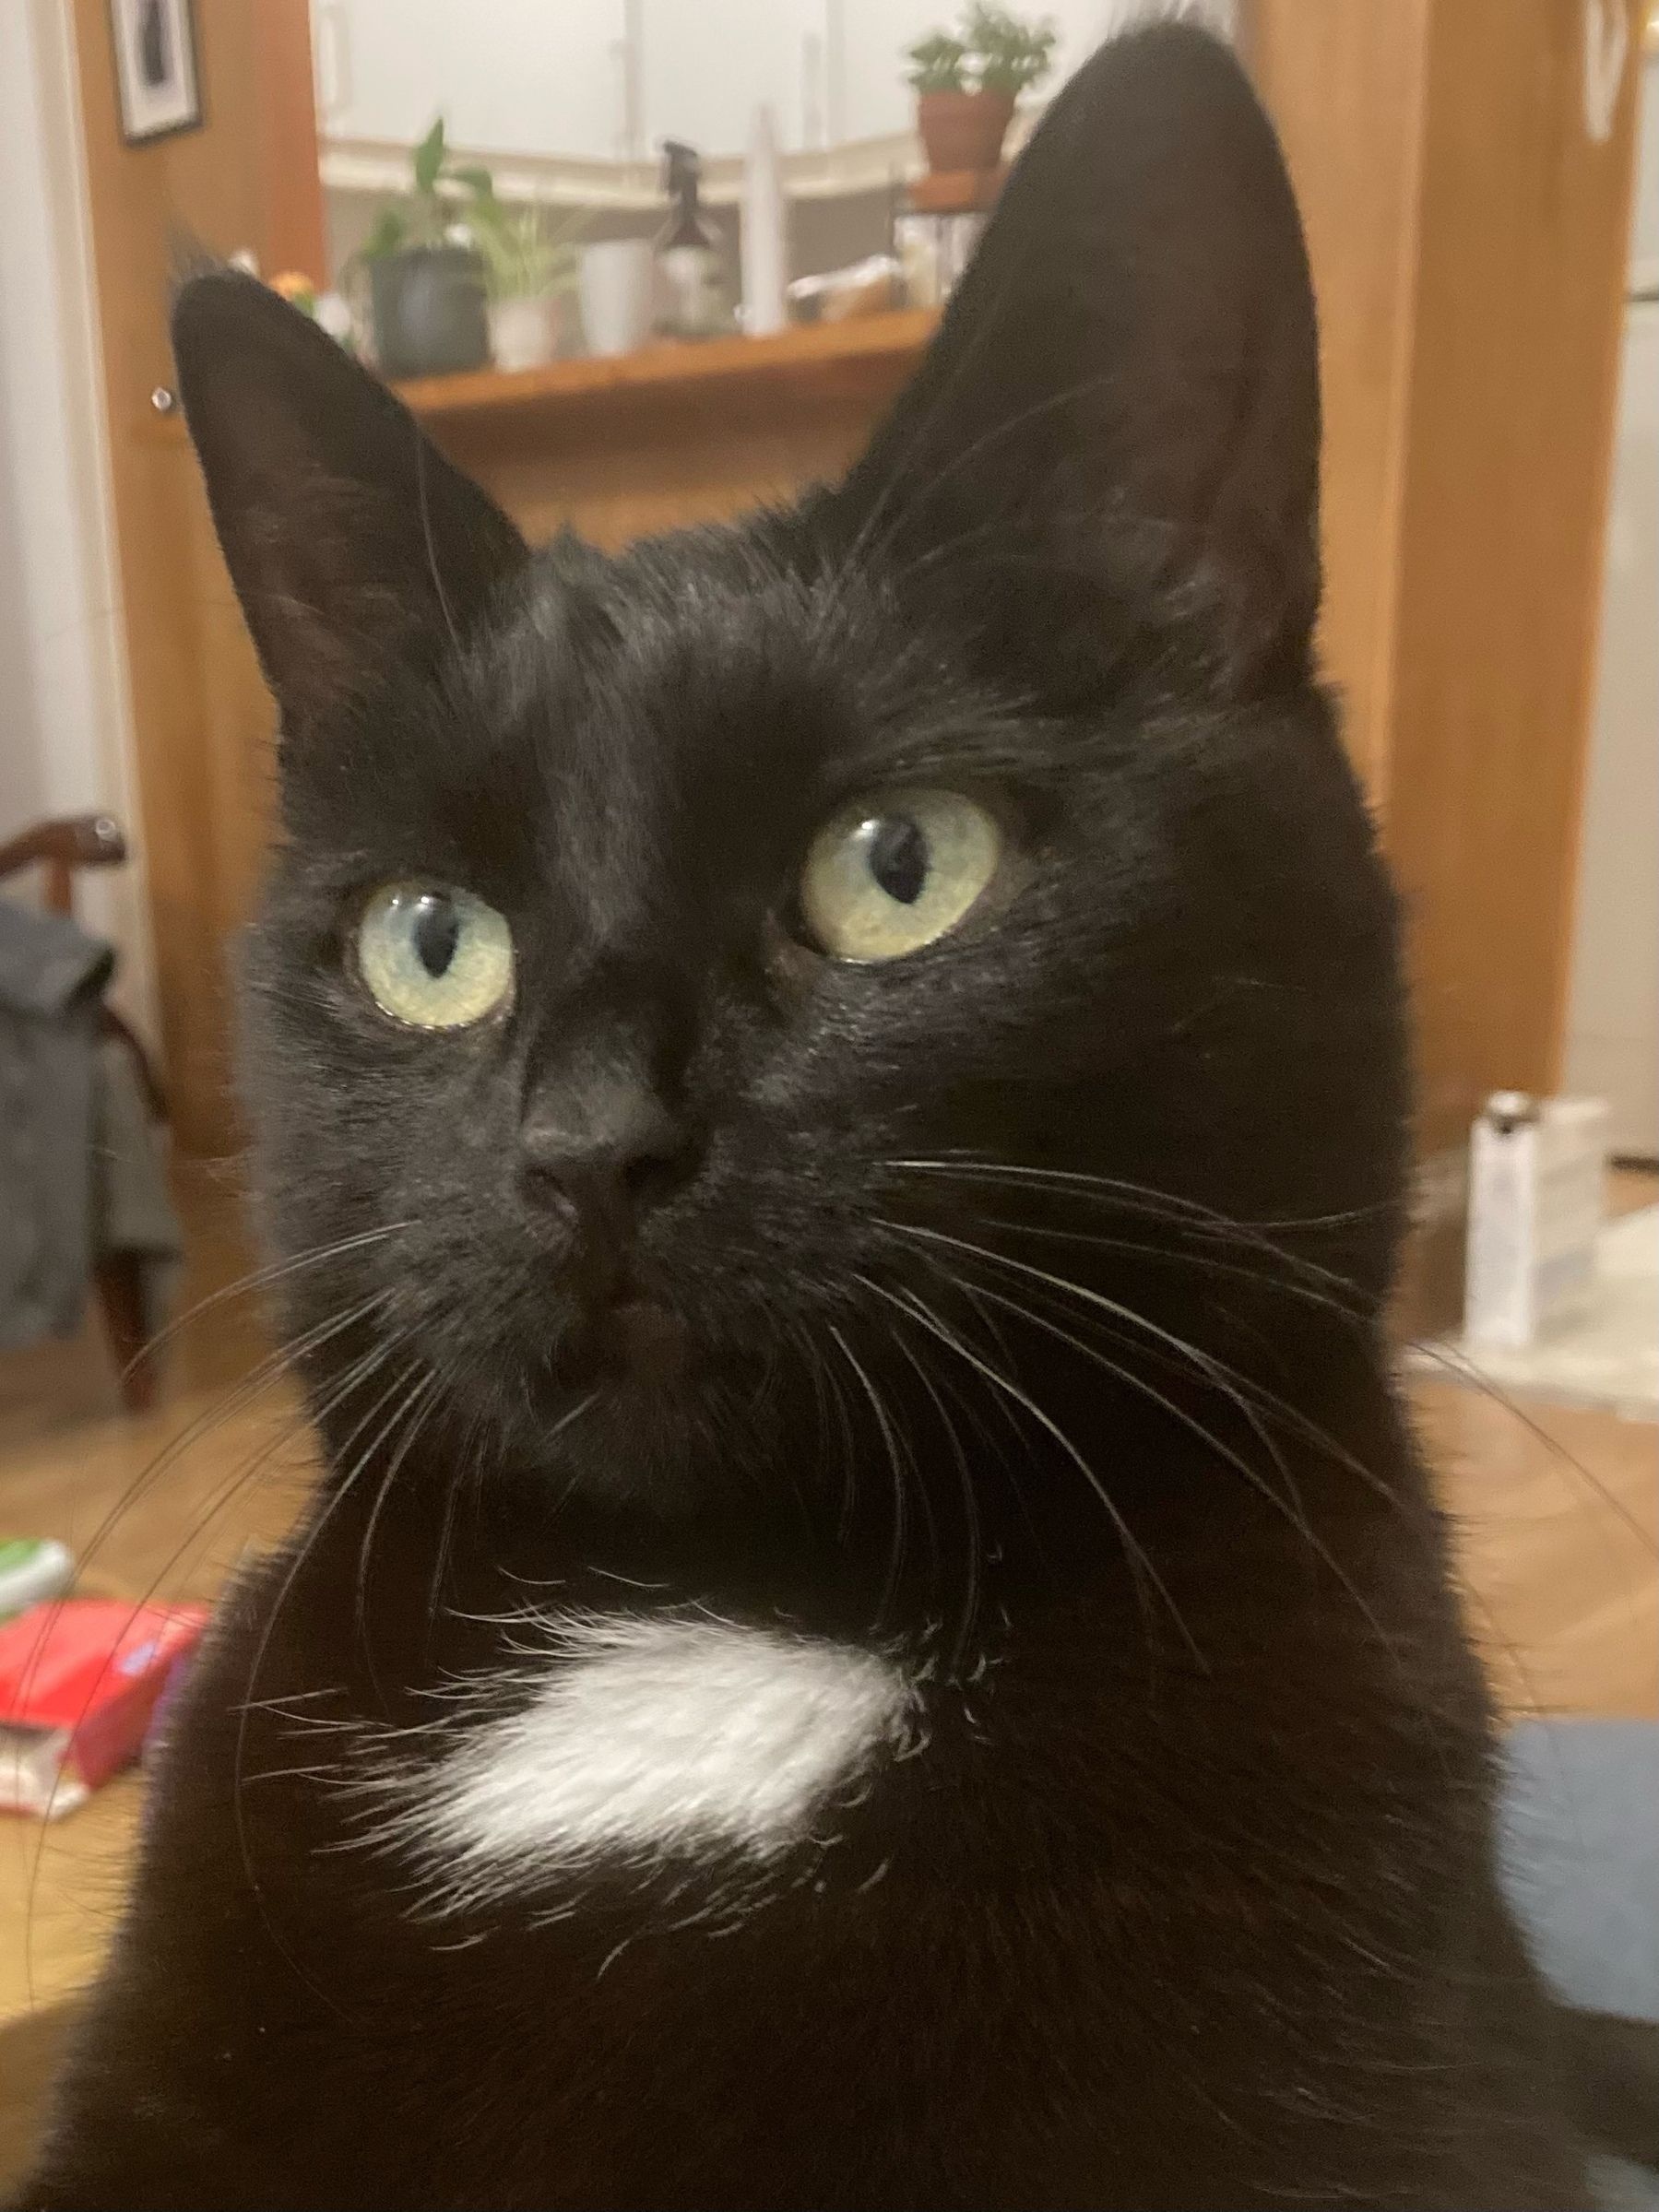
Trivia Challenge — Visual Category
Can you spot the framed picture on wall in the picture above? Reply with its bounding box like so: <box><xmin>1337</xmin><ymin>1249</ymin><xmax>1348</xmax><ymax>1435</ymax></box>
<box><xmin>109</xmin><ymin>0</ymin><xmax>203</xmax><ymax>145</ymax></box>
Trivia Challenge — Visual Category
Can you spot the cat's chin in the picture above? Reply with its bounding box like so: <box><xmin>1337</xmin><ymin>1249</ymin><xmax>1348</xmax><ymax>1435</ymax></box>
<box><xmin>519</xmin><ymin>1374</ymin><xmax>741</xmax><ymax>1512</ymax></box>
<box><xmin>480</xmin><ymin>1299</ymin><xmax>792</xmax><ymax>1510</ymax></box>
<box><xmin>504</xmin><ymin>1300</ymin><xmax>729</xmax><ymax>1486</ymax></box>
<box><xmin>549</xmin><ymin>1295</ymin><xmax>693</xmax><ymax>1393</ymax></box>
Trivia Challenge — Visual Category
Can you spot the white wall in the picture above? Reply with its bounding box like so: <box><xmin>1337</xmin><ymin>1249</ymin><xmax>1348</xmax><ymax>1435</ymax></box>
<box><xmin>0</xmin><ymin>0</ymin><xmax>153</xmax><ymax>1035</ymax></box>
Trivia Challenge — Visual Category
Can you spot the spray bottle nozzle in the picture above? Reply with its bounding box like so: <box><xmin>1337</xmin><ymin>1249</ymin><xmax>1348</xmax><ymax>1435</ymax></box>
<box><xmin>661</xmin><ymin>139</ymin><xmax>700</xmax><ymax>200</ymax></box>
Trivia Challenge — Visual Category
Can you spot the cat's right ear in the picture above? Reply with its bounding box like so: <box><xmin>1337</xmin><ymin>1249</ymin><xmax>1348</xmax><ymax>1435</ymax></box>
<box><xmin>172</xmin><ymin>271</ymin><xmax>526</xmax><ymax>733</ymax></box>
<box><xmin>836</xmin><ymin>24</ymin><xmax>1321</xmax><ymax>694</ymax></box>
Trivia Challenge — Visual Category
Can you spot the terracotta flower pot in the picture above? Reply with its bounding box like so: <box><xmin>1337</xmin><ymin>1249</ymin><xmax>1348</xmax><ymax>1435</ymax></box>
<box><xmin>915</xmin><ymin>88</ymin><xmax>1015</xmax><ymax>173</ymax></box>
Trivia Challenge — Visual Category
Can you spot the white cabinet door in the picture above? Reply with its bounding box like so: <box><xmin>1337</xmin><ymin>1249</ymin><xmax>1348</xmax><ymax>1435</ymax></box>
<box><xmin>835</xmin><ymin>0</ymin><xmax>951</xmax><ymax>143</ymax></box>
<box><xmin>312</xmin><ymin>0</ymin><xmax>630</xmax><ymax>160</ymax></box>
<box><xmin>638</xmin><ymin>0</ymin><xmax>832</xmax><ymax>160</ymax></box>
<box><xmin>306</xmin><ymin>0</ymin><xmax>1241</xmax><ymax>163</ymax></box>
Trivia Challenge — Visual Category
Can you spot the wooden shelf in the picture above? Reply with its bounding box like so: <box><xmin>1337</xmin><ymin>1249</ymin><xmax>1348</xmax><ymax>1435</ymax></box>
<box><xmin>397</xmin><ymin>310</ymin><xmax>938</xmax><ymax>434</ymax></box>
<box><xmin>907</xmin><ymin>167</ymin><xmax>1007</xmax><ymax>215</ymax></box>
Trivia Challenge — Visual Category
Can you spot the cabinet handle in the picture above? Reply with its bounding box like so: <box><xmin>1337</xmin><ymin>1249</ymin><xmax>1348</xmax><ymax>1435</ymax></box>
<box><xmin>610</xmin><ymin>35</ymin><xmax>646</xmax><ymax>162</ymax></box>
<box><xmin>612</xmin><ymin>0</ymin><xmax>645</xmax><ymax>163</ymax></box>
<box><xmin>314</xmin><ymin>4</ymin><xmax>350</xmax><ymax>121</ymax></box>
<box><xmin>823</xmin><ymin>0</ymin><xmax>846</xmax><ymax>146</ymax></box>
<box><xmin>801</xmin><ymin>31</ymin><xmax>824</xmax><ymax>150</ymax></box>
<box><xmin>610</xmin><ymin>41</ymin><xmax>628</xmax><ymax>161</ymax></box>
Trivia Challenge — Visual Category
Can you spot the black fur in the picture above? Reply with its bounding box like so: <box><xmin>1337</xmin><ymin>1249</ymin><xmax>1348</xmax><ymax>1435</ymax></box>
<box><xmin>19</xmin><ymin>29</ymin><xmax>1597</xmax><ymax>2210</ymax></box>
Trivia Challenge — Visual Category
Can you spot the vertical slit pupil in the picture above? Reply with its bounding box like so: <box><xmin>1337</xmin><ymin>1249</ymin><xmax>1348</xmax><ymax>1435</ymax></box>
<box><xmin>412</xmin><ymin>894</ymin><xmax>461</xmax><ymax>977</ymax></box>
<box><xmin>869</xmin><ymin>817</ymin><xmax>929</xmax><ymax>905</ymax></box>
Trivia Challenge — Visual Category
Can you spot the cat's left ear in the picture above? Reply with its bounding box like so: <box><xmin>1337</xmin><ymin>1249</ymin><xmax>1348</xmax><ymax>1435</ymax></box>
<box><xmin>172</xmin><ymin>271</ymin><xmax>527</xmax><ymax>733</ymax></box>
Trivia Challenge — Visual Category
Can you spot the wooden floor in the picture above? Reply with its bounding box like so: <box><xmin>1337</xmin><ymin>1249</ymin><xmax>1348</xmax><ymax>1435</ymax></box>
<box><xmin>0</xmin><ymin>1167</ymin><xmax>1653</xmax><ymax>2172</ymax></box>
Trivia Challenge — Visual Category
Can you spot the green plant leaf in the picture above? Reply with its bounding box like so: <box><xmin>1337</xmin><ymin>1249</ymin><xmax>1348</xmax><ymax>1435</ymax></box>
<box><xmin>962</xmin><ymin>3</ymin><xmax>1056</xmax><ymax>94</ymax></box>
<box><xmin>451</xmin><ymin>163</ymin><xmax>496</xmax><ymax>198</ymax></box>
<box><xmin>906</xmin><ymin>29</ymin><xmax>969</xmax><ymax>92</ymax></box>
<box><xmin>360</xmin><ymin>205</ymin><xmax>408</xmax><ymax>260</ymax></box>
<box><xmin>412</xmin><ymin>115</ymin><xmax>447</xmax><ymax>195</ymax></box>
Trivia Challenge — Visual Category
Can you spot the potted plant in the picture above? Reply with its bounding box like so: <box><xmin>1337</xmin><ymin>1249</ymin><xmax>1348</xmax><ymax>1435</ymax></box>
<box><xmin>907</xmin><ymin>30</ymin><xmax>987</xmax><ymax>172</ymax></box>
<box><xmin>354</xmin><ymin>117</ymin><xmax>492</xmax><ymax>379</ymax></box>
<box><xmin>907</xmin><ymin>5</ymin><xmax>1057</xmax><ymax>174</ymax></box>
<box><xmin>470</xmin><ymin>197</ymin><xmax>584</xmax><ymax>373</ymax></box>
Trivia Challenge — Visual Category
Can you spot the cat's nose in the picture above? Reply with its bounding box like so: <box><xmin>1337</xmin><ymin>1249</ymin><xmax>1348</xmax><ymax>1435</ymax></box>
<box><xmin>517</xmin><ymin>1078</ymin><xmax>694</xmax><ymax>1231</ymax></box>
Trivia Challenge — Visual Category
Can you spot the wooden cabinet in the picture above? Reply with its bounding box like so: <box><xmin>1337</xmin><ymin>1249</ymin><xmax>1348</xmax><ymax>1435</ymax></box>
<box><xmin>1247</xmin><ymin>0</ymin><xmax>1642</xmax><ymax>1317</ymax></box>
<box><xmin>406</xmin><ymin>313</ymin><xmax>931</xmax><ymax>548</ymax></box>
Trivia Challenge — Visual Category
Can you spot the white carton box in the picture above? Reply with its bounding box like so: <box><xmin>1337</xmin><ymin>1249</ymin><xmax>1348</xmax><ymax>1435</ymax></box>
<box><xmin>1463</xmin><ymin>1094</ymin><xmax>1608</xmax><ymax>1350</ymax></box>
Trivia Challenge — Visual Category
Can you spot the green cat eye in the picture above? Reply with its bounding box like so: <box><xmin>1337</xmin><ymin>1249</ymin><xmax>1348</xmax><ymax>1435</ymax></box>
<box><xmin>355</xmin><ymin>881</ymin><xmax>514</xmax><ymax>1030</ymax></box>
<box><xmin>799</xmin><ymin>789</ymin><xmax>1002</xmax><ymax>963</ymax></box>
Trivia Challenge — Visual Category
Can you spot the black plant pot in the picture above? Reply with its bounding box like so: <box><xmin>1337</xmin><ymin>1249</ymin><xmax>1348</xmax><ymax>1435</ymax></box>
<box><xmin>368</xmin><ymin>245</ymin><xmax>489</xmax><ymax>380</ymax></box>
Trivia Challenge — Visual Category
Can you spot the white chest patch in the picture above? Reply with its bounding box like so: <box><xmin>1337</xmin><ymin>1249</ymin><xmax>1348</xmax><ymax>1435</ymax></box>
<box><xmin>360</xmin><ymin>1615</ymin><xmax>916</xmax><ymax>1907</ymax></box>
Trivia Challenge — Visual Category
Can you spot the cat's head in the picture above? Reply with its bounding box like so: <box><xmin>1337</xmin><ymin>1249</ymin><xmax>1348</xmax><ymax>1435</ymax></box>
<box><xmin>174</xmin><ymin>26</ymin><xmax>1406</xmax><ymax>1507</ymax></box>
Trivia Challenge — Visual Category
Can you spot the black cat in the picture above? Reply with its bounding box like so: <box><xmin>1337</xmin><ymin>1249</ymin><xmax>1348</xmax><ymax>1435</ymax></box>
<box><xmin>20</xmin><ymin>27</ymin><xmax>1596</xmax><ymax>2210</ymax></box>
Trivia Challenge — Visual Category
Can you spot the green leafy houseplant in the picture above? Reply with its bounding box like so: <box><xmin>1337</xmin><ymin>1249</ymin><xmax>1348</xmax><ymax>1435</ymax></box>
<box><xmin>963</xmin><ymin>2</ymin><xmax>1057</xmax><ymax>96</ymax></box>
<box><xmin>352</xmin><ymin>117</ymin><xmax>494</xmax><ymax>379</ymax></box>
<box><xmin>356</xmin><ymin>117</ymin><xmax>496</xmax><ymax>262</ymax></box>
<box><xmin>906</xmin><ymin>5</ymin><xmax>1056</xmax><ymax>172</ymax></box>
<box><xmin>469</xmin><ymin>202</ymin><xmax>584</xmax><ymax>307</ymax></box>
<box><xmin>471</xmin><ymin>200</ymin><xmax>586</xmax><ymax>373</ymax></box>
<box><xmin>905</xmin><ymin>30</ymin><xmax>970</xmax><ymax>95</ymax></box>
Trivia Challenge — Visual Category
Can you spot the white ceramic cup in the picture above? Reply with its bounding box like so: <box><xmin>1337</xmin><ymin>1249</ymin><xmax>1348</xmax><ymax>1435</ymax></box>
<box><xmin>577</xmin><ymin>239</ymin><xmax>656</xmax><ymax>359</ymax></box>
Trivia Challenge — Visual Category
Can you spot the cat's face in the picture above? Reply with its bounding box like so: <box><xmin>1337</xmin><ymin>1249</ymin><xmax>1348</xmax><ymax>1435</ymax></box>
<box><xmin>175</xmin><ymin>28</ymin><xmax>1407</xmax><ymax>1500</ymax></box>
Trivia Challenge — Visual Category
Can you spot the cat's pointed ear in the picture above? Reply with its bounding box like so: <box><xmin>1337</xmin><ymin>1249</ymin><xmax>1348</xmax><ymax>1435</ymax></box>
<box><xmin>842</xmin><ymin>24</ymin><xmax>1319</xmax><ymax>690</ymax></box>
<box><xmin>172</xmin><ymin>271</ymin><xmax>527</xmax><ymax>730</ymax></box>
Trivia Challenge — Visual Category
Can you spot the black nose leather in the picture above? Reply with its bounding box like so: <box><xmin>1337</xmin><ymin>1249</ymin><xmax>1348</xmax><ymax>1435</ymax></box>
<box><xmin>517</xmin><ymin>1075</ymin><xmax>693</xmax><ymax>1227</ymax></box>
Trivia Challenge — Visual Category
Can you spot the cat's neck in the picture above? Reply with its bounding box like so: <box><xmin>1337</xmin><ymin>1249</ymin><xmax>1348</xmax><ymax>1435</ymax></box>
<box><xmin>304</xmin><ymin>1310</ymin><xmax>1417</xmax><ymax>1700</ymax></box>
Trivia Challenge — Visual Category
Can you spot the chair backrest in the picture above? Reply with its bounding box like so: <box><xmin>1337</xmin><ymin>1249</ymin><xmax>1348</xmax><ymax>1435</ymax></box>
<box><xmin>0</xmin><ymin>815</ymin><xmax>127</xmax><ymax>918</ymax></box>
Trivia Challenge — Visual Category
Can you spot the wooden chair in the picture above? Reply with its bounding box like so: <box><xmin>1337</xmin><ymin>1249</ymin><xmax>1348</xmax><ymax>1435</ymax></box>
<box><xmin>0</xmin><ymin>813</ymin><xmax>166</xmax><ymax>1411</ymax></box>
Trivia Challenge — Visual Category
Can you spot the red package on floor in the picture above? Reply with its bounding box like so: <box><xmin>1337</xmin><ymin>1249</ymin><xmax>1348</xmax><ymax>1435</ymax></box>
<box><xmin>0</xmin><ymin>1599</ymin><xmax>208</xmax><ymax>1818</ymax></box>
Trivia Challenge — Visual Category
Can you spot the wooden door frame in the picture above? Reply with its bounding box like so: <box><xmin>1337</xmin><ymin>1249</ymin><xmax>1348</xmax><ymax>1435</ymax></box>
<box><xmin>69</xmin><ymin>0</ymin><xmax>325</xmax><ymax>1153</ymax></box>
<box><xmin>1244</xmin><ymin>0</ymin><xmax>1641</xmax><ymax>1134</ymax></box>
